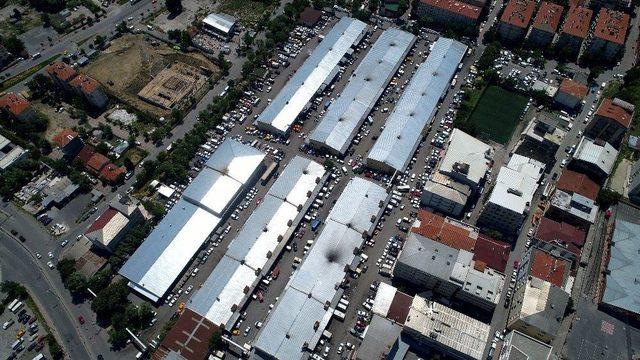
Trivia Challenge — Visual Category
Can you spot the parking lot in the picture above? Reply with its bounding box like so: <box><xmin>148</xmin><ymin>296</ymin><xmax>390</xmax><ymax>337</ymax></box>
<box><xmin>0</xmin><ymin>300</ymin><xmax>49</xmax><ymax>360</ymax></box>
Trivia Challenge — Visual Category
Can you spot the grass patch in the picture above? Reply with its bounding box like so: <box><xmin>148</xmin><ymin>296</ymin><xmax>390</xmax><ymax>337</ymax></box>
<box><xmin>468</xmin><ymin>85</ymin><xmax>528</xmax><ymax>144</ymax></box>
<box><xmin>0</xmin><ymin>54</ymin><xmax>60</xmax><ymax>92</ymax></box>
<box><xmin>219</xmin><ymin>0</ymin><xmax>274</xmax><ymax>26</ymax></box>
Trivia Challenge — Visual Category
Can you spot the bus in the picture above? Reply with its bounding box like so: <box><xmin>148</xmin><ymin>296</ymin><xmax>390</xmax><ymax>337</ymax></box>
<box><xmin>333</xmin><ymin>309</ymin><xmax>346</xmax><ymax>321</ymax></box>
<box><xmin>261</xmin><ymin>162</ymin><xmax>278</xmax><ymax>185</ymax></box>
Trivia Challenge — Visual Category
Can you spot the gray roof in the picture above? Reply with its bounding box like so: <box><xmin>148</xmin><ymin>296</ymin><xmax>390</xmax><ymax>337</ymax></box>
<box><xmin>367</xmin><ymin>38</ymin><xmax>467</xmax><ymax>172</ymax></box>
<box><xmin>119</xmin><ymin>199</ymin><xmax>220</xmax><ymax>302</ymax></box>
<box><xmin>573</xmin><ymin>137</ymin><xmax>618</xmax><ymax>176</ymax></box>
<box><xmin>397</xmin><ymin>233</ymin><xmax>503</xmax><ymax>305</ymax></box>
<box><xmin>357</xmin><ymin>314</ymin><xmax>402</xmax><ymax>360</ymax></box>
<box><xmin>309</xmin><ymin>28</ymin><xmax>415</xmax><ymax>154</ymax></box>
<box><xmin>256</xmin><ymin>17</ymin><xmax>367</xmax><ymax>135</ymax></box>
<box><xmin>254</xmin><ymin>177</ymin><xmax>386</xmax><ymax>359</ymax></box>
<box><xmin>439</xmin><ymin>129</ymin><xmax>491</xmax><ymax>186</ymax></box>
<box><xmin>182</xmin><ymin>167</ymin><xmax>243</xmax><ymax>216</ymax></box>
<box><xmin>202</xmin><ymin>13</ymin><xmax>236</xmax><ymax>34</ymax></box>
<box><xmin>515</xmin><ymin>278</ymin><xmax>569</xmax><ymax>337</ymax></box>
<box><xmin>500</xmin><ymin>331</ymin><xmax>552</xmax><ymax>360</ymax></box>
<box><xmin>602</xmin><ymin>202</ymin><xmax>640</xmax><ymax>315</ymax></box>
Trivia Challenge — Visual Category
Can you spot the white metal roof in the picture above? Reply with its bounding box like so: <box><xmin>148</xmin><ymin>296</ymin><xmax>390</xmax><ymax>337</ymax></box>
<box><xmin>186</xmin><ymin>156</ymin><xmax>325</xmax><ymax>326</ymax></box>
<box><xmin>487</xmin><ymin>165</ymin><xmax>539</xmax><ymax>214</ymax></box>
<box><xmin>256</xmin><ymin>17</ymin><xmax>367</xmax><ymax>135</ymax></box>
<box><xmin>328</xmin><ymin>177</ymin><xmax>387</xmax><ymax>234</ymax></box>
<box><xmin>507</xmin><ymin>154</ymin><xmax>545</xmax><ymax>182</ymax></box>
<box><xmin>187</xmin><ymin>256</ymin><xmax>256</xmax><ymax>326</ymax></box>
<box><xmin>309</xmin><ymin>28</ymin><xmax>415</xmax><ymax>154</ymax></box>
<box><xmin>202</xmin><ymin>13</ymin><xmax>236</xmax><ymax>34</ymax></box>
<box><xmin>182</xmin><ymin>168</ymin><xmax>243</xmax><ymax>216</ymax></box>
<box><xmin>367</xmin><ymin>38</ymin><xmax>467</xmax><ymax>172</ymax></box>
<box><xmin>439</xmin><ymin>129</ymin><xmax>491</xmax><ymax>186</ymax></box>
<box><xmin>204</xmin><ymin>139</ymin><xmax>265</xmax><ymax>184</ymax></box>
<box><xmin>372</xmin><ymin>282</ymin><xmax>397</xmax><ymax>317</ymax></box>
<box><xmin>573</xmin><ymin>137</ymin><xmax>618</xmax><ymax>175</ymax></box>
<box><xmin>254</xmin><ymin>177</ymin><xmax>385</xmax><ymax>359</ymax></box>
<box><xmin>268</xmin><ymin>156</ymin><xmax>326</xmax><ymax>207</ymax></box>
<box><xmin>119</xmin><ymin>199</ymin><xmax>220</xmax><ymax>302</ymax></box>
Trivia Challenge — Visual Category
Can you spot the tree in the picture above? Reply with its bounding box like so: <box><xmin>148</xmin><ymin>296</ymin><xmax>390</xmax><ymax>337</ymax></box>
<box><xmin>597</xmin><ymin>188</ymin><xmax>622</xmax><ymax>209</ymax></box>
<box><xmin>94</xmin><ymin>35</ymin><xmax>106</xmax><ymax>48</ymax></box>
<box><xmin>165</xmin><ymin>0</ymin><xmax>182</xmax><ymax>13</ymax></box>
<box><xmin>143</xmin><ymin>200</ymin><xmax>165</xmax><ymax>217</ymax></box>
<box><xmin>56</xmin><ymin>258</ymin><xmax>76</xmax><ymax>282</ymax></box>
<box><xmin>1</xmin><ymin>35</ymin><xmax>25</xmax><ymax>56</ymax></box>
<box><xmin>26</xmin><ymin>73</ymin><xmax>53</xmax><ymax>99</ymax></box>
<box><xmin>208</xmin><ymin>331</ymin><xmax>224</xmax><ymax>353</ymax></box>
<box><xmin>91</xmin><ymin>279</ymin><xmax>130</xmax><ymax>322</ymax></box>
<box><xmin>171</xmin><ymin>108</ymin><xmax>183</xmax><ymax>124</ymax></box>
<box><xmin>0</xmin><ymin>281</ymin><xmax>27</xmax><ymax>301</ymax></box>
<box><xmin>116</xmin><ymin>21</ymin><xmax>128</xmax><ymax>34</ymax></box>
<box><xmin>41</xmin><ymin>13</ymin><xmax>51</xmax><ymax>27</ymax></box>
<box><xmin>88</xmin><ymin>268</ymin><xmax>113</xmax><ymax>291</ymax></box>
<box><xmin>66</xmin><ymin>272</ymin><xmax>88</xmax><ymax>296</ymax></box>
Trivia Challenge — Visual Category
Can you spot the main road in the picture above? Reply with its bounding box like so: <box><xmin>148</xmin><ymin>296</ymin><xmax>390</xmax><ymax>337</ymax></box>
<box><xmin>0</xmin><ymin>231</ymin><xmax>94</xmax><ymax>359</ymax></box>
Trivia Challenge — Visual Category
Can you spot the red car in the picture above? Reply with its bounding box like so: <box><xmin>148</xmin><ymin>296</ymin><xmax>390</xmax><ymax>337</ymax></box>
<box><xmin>78</xmin><ymin>316</ymin><xmax>85</xmax><ymax>325</ymax></box>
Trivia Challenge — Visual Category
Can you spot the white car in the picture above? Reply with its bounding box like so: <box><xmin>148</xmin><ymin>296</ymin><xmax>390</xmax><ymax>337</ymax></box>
<box><xmin>48</xmin><ymin>252</ymin><xmax>54</xmax><ymax>259</ymax></box>
<box><xmin>47</xmin><ymin>261</ymin><xmax>54</xmax><ymax>269</ymax></box>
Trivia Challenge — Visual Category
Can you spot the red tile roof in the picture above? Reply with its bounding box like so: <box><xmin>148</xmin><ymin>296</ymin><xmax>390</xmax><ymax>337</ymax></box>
<box><xmin>85</xmin><ymin>208</ymin><xmax>119</xmax><ymax>234</ymax></box>
<box><xmin>529</xmin><ymin>249</ymin><xmax>569</xmax><ymax>287</ymax></box>
<box><xmin>387</xmin><ymin>291</ymin><xmax>413</xmax><ymax>324</ymax></box>
<box><xmin>154</xmin><ymin>309</ymin><xmax>217</xmax><ymax>360</ymax></box>
<box><xmin>412</xmin><ymin>210</ymin><xmax>510</xmax><ymax>272</ymax></box>
<box><xmin>534</xmin><ymin>217</ymin><xmax>586</xmax><ymax>258</ymax></box>
<box><xmin>99</xmin><ymin>163</ymin><xmax>125</xmax><ymax>183</ymax></box>
<box><xmin>558</xmin><ymin>78</ymin><xmax>588</xmax><ymax>100</ymax></box>
<box><xmin>69</xmin><ymin>74</ymin><xmax>100</xmax><ymax>94</ymax></box>
<box><xmin>595</xmin><ymin>98</ymin><xmax>633</xmax><ymax>128</ymax></box>
<box><xmin>46</xmin><ymin>61</ymin><xmax>77</xmax><ymax>82</ymax></box>
<box><xmin>77</xmin><ymin>144</ymin><xmax>96</xmax><ymax>165</ymax></box>
<box><xmin>556</xmin><ymin>169</ymin><xmax>600</xmax><ymax>200</ymax></box>
<box><xmin>500</xmin><ymin>0</ymin><xmax>536</xmax><ymax>29</ymax></box>
<box><xmin>561</xmin><ymin>6</ymin><xmax>593</xmax><ymax>39</ymax></box>
<box><xmin>532</xmin><ymin>2</ymin><xmax>564</xmax><ymax>33</ymax></box>
<box><xmin>0</xmin><ymin>92</ymin><xmax>30</xmax><ymax>116</ymax></box>
<box><xmin>593</xmin><ymin>8</ymin><xmax>630</xmax><ymax>45</ymax></box>
<box><xmin>474</xmin><ymin>235</ymin><xmax>511</xmax><ymax>273</ymax></box>
<box><xmin>52</xmin><ymin>128</ymin><xmax>79</xmax><ymax>148</ymax></box>
<box><xmin>421</xmin><ymin>0</ymin><xmax>481</xmax><ymax>20</ymax></box>
<box><xmin>86</xmin><ymin>153</ymin><xmax>109</xmax><ymax>173</ymax></box>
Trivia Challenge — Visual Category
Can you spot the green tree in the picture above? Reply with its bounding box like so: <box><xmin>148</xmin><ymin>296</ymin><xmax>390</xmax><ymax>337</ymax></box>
<box><xmin>41</xmin><ymin>13</ymin><xmax>51</xmax><ymax>27</ymax></box>
<box><xmin>143</xmin><ymin>200</ymin><xmax>165</xmax><ymax>217</ymax></box>
<box><xmin>27</xmin><ymin>73</ymin><xmax>53</xmax><ymax>99</ymax></box>
<box><xmin>597</xmin><ymin>188</ymin><xmax>622</xmax><ymax>208</ymax></box>
<box><xmin>66</xmin><ymin>272</ymin><xmax>88</xmax><ymax>295</ymax></box>
<box><xmin>1</xmin><ymin>35</ymin><xmax>25</xmax><ymax>56</ymax></box>
<box><xmin>91</xmin><ymin>279</ymin><xmax>130</xmax><ymax>323</ymax></box>
<box><xmin>88</xmin><ymin>268</ymin><xmax>113</xmax><ymax>291</ymax></box>
<box><xmin>208</xmin><ymin>331</ymin><xmax>224</xmax><ymax>353</ymax></box>
<box><xmin>56</xmin><ymin>258</ymin><xmax>76</xmax><ymax>282</ymax></box>
<box><xmin>165</xmin><ymin>0</ymin><xmax>182</xmax><ymax>13</ymax></box>
<box><xmin>47</xmin><ymin>334</ymin><xmax>64</xmax><ymax>360</ymax></box>
<box><xmin>0</xmin><ymin>281</ymin><xmax>27</xmax><ymax>301</ymax></box>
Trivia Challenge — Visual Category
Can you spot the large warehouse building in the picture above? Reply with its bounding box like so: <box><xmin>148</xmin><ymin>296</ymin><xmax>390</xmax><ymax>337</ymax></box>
<box><xmin>185</xmin><ymin>156</ymin><xmax>326</xmax><ymax>328</ymax></box>
<box><xmin>367</xmin><ymin>37</ymin><xmax>467</xmax><ymax>173</ymax></box>
<box><xmin>309</xmin><ymin>28</ymin><xmax>416</xmax><ymax>155</ymax></box>
<box><xmin>119</xmin><ymin>140</ymin><xmax>265</xmax><ymax>302</ymax></box>
<box><xmin>253</xmin><ymin>177</ymin><xmax>387</xmax><ymax>359</ymax></box>
<box><xmin>256</xmin><ymin>17</ymin><xmax>367</xmax><ymax>136</ymax></box>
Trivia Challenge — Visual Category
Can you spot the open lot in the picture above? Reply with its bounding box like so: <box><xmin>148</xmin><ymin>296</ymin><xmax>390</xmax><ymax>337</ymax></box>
<box><xmin>468</xmin><ymin>85</ymin><xmax>528</xmax><ymax>144</ymax></box>
<box><xmin>83</xmin><ymin>34</ymin><xmax>218</xmax><ymax>118</ymax></box>
<box><xmin>218</xmin><ymin>0</ymin><xmax>274</xmax><ymax>26</ymax></box>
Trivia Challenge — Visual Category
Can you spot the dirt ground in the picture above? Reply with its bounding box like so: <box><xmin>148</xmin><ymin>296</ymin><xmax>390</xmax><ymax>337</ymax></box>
<box><xmin>83</xmin><ymin>34</ymin><xmax>218</xmax><ymax>118</ymax></box>
<box><xmin>33</xmin><ymin>102</ymin><xmax>79</xmax><ymax>141</ymax></box>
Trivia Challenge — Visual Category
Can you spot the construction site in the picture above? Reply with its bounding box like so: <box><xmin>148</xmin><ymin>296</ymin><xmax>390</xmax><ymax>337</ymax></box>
<box><xmin>84</xmin><ymin>34</ymin><xmax>218</xmax><ymax>118</ymax></box>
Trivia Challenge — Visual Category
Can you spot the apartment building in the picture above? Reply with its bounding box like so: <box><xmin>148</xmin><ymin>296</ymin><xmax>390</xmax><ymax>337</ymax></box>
<box><xmin>557</xmin><ymin>7</ymin><xmax>593</xmax><ymax>58</ymax></box>
<box><xmin>586</xmin><ymin>98</ymin><xmax>633</xmax><ymax>148</ymax></box>
<box><xmin>69</xmin><ymin>74</ymin><xmax>109</xmax><ymax>109</ymax></box>
<box><xmin>588</xmin><ymin>8</ymin><xmax>630</xmax><ymax>61</ymax></box>
<box><xmin>554</xmin><ymin>78</ymin><xmax>589</xmax><ymax>109</ymax></box>
<box><xmin>499</xmin><ymin>0</ymin><xmax>536</xmax><ymax>42</ymax></box>
<box><xmin>527</xmin><ymin>2</ymin><xmax>563</xmax><ymax>46</ymax></box>
<box><xmin>0</xmin><ymin>92</ymin><xmax>36</xmax><ymax>122</ymax></box>
<box><xmin>416</xmin><ymin>0</ymin><xmax>482</xmax><ymax>28</ymax></box>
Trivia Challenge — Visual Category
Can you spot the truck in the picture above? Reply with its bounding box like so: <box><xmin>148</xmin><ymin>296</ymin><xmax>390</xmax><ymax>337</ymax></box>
<box><xmin>10</xmin><ymin>301</ymin><xmax>23</xmax><ymax>313</ymax></box>
<box><xmin>261</xmin><ymin>162</ymin><xmax>279</xmax><ymax>185</ymax></box>
<box><xmin>7</xmin><ymin>299</ymin><xmax>18</xmax><ymax>311</ymax></box>
<box><xmin>396</xmin><ymin>185</ymin><xmax>410</xmax><ymax>192</ymax></box>
<box><xmin>310</xmin><ymin>219</ymin><xmax>321</xmax><ymax>232</ymax></box>
<box><xmin>333</xmin><ymin>309</ymin><xmax>346</xmax><ymax>321</ymax></box>
<box><xmin>336</xmin><ymin>302</ymin><xmax>347</xmax><ymax>313</ymax></box>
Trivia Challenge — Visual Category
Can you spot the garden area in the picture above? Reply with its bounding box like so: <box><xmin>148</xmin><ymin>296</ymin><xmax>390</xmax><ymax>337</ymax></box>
<box><xmin>467</xmin><ymin>85</ymin><xmax>528</xmax><ymax>144</ymax></box>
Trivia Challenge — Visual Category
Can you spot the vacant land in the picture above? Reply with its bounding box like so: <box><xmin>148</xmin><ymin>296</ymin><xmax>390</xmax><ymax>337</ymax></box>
<box><xmin>468</xmin><ymin>86</ymin><xmax>528</xmax><ymax>144</ymax></box>
<box><xmin>218</xmin><ymin>0</ymin><xmax>274</xmax><ymax>26</ymax></box>
<box><xmin>83</xmin><ymin>35</ymin><xmax>218</xmax><ymax>118</ymax></box>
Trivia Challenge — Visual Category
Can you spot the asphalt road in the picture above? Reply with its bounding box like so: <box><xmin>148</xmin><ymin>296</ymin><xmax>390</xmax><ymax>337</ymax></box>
<box><xmin>0</xmin><ymin>231</ymin><xmax>93</xmax><ymax>359</ymax></box>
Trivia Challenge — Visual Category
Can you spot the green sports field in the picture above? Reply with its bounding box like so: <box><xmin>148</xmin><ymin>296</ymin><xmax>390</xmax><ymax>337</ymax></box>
<box><xmin>468</xmin><ymin>86</ymin><xmax>528</xmax><ymax>144</ymax></box>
